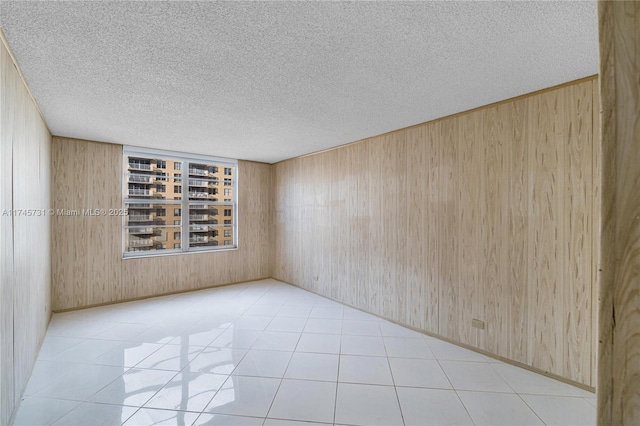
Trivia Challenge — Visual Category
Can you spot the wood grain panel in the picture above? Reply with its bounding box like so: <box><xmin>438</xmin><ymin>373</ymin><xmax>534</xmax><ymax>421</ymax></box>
<box><xmin>562</xmin><ymin>82</ymin><xmax>593</xmax><ymax>385</ymax></box>
<box><xmin>367</xmin><ymin>137</ymin><xmax>384</xmax><ymax>315</ymax></box>
<box><xmin>273</xmin><ymin>77</ymin><xmax>598</xmax><ymax>386</ymax></box>
<box><xmin>0</xmin><ymin>34</ymin><xmax>52</xmax><ymax>425</ymax></box>
<box><xmin>438</xmin><ymin>117</ymin><xmax>460</xmax><ymax>342</ymax></box>
<box><xmin>527</xmin><ymin>88</ymin><xmax>565</xmax><ymax>374</ymax></box>
<box><xmin>406</xmin><ymin>126</ymin><xmax>427</xmax><ymax>330</ymax></box>
<box><xmin>424</xmin><ymin>123</ymin><xmax>440</xmax><ymax>334</ymax></box>
<box><xmin>456</xmin><ymin>110</ymin><xmax>482</xmax><ymax>348</ymax></box>
<box><xmin>506</xmin><ymin>98</ymin><xmax>529</xmax><ymax>363</ymax></box>
<box><xmin>483</xmin><ymin>104</ymin><xmax>509</xmax><ymax>356</ymax></box>
<box><xmin>591</xmin><ymin>79</ymin><xmax>600</xmax><ymax>390</ymax></box>
<box><xmin>352</xmin><ymin>141</ymin><xmax>371</xmax><ymax>313</ymax></box>
<box><xmin>598</xmin><ymin>1</ymin><xmax>640</xmax><ymax>423</ymax></box>
<box><xmin>381</xmin><ymin>133</ymin><xmax>401</xmax><ymax>321</ymax></box>
<box><xmin>51</xmin><ymin>140</ymin><xmax>273</xmax><ymax>311</ymax></box>
<box><xmin>0</xmin><ymin>38</ymin><xmax>16</xmax><ymax>425</ymax></box>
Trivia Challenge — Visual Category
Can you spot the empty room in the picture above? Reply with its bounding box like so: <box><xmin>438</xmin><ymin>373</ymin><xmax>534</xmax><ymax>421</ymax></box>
<box><xmin>1</xmin><ymin>1</ymin><xmax>638</xmax><ymax>425</ymax></box>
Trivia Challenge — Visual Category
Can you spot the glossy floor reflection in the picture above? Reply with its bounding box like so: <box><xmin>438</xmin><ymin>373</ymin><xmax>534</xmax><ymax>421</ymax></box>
<box><xmin>12</xmin><ymin>279</ymin><xmax>595</xmax><ymax>425</ymax></box>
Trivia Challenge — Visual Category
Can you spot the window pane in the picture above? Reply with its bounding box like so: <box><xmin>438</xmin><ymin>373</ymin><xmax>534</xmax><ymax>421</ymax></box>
<box><xmin>188</xmin><ymin>203</ymin><xmax>234</xmax><ymax>248</ymax></box>
<box><xmin>126</xmin><ymin>156</ymin><xmax>182</xmax><ymax>201</ymax></box>
<box><xmin>125</xmin><ymin>202</ymin><xmax>182</xmax><ymax>254</ymax></box>
<box><xmin>126</xmin><ymin>225</ymin><xmax>181</xmax><ymax>253</ymax></box>
<box><xmin>187</xmin><ymin>162</ymin><xmax>233</xmax><ymax>202</ymax></box>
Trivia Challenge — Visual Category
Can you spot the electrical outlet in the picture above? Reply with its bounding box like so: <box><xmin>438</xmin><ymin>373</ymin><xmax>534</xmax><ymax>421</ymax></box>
<box><xmin>472</xmin><ymin>319</ymin><xmax>485</xmax><ymax>329</ymax></box>
<box><xmin>313</xmin><ymin>276</ymin><xmax>319</xmax><ymax>281</ymax></box>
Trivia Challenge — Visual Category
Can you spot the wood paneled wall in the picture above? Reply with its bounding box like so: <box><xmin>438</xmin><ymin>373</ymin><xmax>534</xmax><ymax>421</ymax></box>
<box><xmin>0</xmin><ymin>34</ymin><xmax>52</xmax><ymax>425</ymax></box>
<box><xmin>51</xmin><ymin>137</ymin><xmax>273</xmax><ymax>311</ymax></box>
<box><xmin>597</xmin><ymin>1</ymin><xmax>640</xmax><ymax>423</ymax></box>
<box><xmin>273</xmin><ymin>77</ymin><xmax>599</xmax><ymax>387</ymax></box>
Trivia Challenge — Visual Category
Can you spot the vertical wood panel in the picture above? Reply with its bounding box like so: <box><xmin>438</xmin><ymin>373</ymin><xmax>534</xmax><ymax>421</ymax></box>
<box><xmin>527</xmin><ymin>89</ymin><xmax>564</xmax><ymax>373</ymax></box>
<box><xmin>424</xmin><ymin>123</ymin><xmax>440</xmax><ymax>334</ymax></box>
<box><xmin>353</xmin><ymin>141</ymin><xmax>371</xmax><ymax>312</ymax></box>
<box><xmin>344</xmin><ymin>143</ymin><xmax>360</xmax><ymax>308</ymax></box>
<box><xmin>0</xmin><ymin>34</ymin><xmax>51</xmax><ymax>425</ymax></box>
<box><xmin>562</xmin><ymin>82</ymin><xmax>593</xmax><ymax>385</ymax></box>
<box><xmin>273</xmin><ymin>77</ymin><xmax>598</xmax><ymax>386</ymax></box>
<box><xmin>381</xmin><ymin>133</ymin><xmax>400</xmax><ymax>320</ymax></box>
<box><xmin>506</xmin><ymin>98</ymin><xmax>529</xmax><ymax>363</ymax></box>
<box><xmin>457</xmin><ymin>110</ymin><xmax>482</xmax><ymax>348</ymax></box>
<box><xmin>598</xmin><ymin>1</ymin><xmax>640</xmax><ymax>423</ymax></box>
<box><xmin>591</xmin><ymin>79</ymin><xmax>600</xmax><ymax>390</ymax></box>
<box><xmin>483</xmin><ymin>104</ymin><xmax>509</xmax><ymax>356</ymax></box>
<box><xmin>438</xmin><ymin>117</ymin><xmax>460</xmax><ymax>342</ymax></box>
<box><xmin>368</xmin><ymin>137</ymin><xmax>384</xmax><ymax>315</ymax></box>
<box><xmin>0</xmin><ymin>39</ymin><xmax>16</xmax><ymax>425</ymax></box>
<box><xmin>406</xmin><ymin>126</ymin><xmax>427</xmax><ymax>330</ymax></box>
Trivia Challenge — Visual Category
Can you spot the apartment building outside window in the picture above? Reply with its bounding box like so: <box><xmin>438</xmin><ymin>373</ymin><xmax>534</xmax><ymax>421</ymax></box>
<box><xmin>123</xmin><ymin>147</ymin><xmax>237</xmax><ymax>257</ymax></box>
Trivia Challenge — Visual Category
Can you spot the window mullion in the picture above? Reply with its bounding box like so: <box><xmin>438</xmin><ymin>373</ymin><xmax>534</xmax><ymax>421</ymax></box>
<box><xmin>181</xmin><ymin>160</ymin><xmax>189</xmax><ymax>252</ymax></box>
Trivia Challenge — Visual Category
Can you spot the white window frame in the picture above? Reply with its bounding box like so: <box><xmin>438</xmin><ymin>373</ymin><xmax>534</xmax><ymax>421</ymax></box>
<box><xmin>123</xmin><ymin>146</ymin><xmax>238</xmax><ymax>258</ymax></box>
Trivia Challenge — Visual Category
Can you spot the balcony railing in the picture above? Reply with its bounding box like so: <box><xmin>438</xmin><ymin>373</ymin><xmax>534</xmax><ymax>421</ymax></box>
<box><xmin>189</xmin><ymin>225</ymin><xmax>209</xmax><ymax>232</ymax></box>
<box><xmin>129</xmin><ymin>203</ymin><xmax>151</xmax><ymax>209</ymax></box>
<box><xmin>189</xmin><ymin>168</ymin><xmax>208</xmax><ymax>176</ymax></box>
<box><xmin>189</xmin><ymin>192</ymin><xmax>210</xmax><ymax>199</ymax></box>
<box><xmin>129</xmin><ymin>175</ymin><xmax>152</xmax><ymax>183</ymax></box>
<box><xmin>128</xmin><ymin>215</ymin><xmax>152</xmax><ymax>222</ymax></box>
<box><xmin>128</xmin><ymin>163</ymin><xmax>152</xmax><ymax>171</ymax></box>
<box><xmin>189</xmin><ymin>179</ymin><xmax>208</xmax><ymax>187</ymax></box>
<box><xmin>189</xmin><ymin>214</ymin><xmax>208</xmax><ymax>221</ymax></box>
<box><xmin>189</xmin><ymin>236</ymin><xmax>209</xmax><ymax>243</ymax></box>
<box><xmin>128</xmin><ymin>188</ymin><xmax>151</xmax><ymax>196</ymax></box>
<box><xmin>129</xmin><ymin>238</ymin><xmax>154</xmax><ymax>247</ymax></box>
<box><xmin>129</xmin><ymin>227</ymin><xmax>154</xmax><ymax>234</ymax></box>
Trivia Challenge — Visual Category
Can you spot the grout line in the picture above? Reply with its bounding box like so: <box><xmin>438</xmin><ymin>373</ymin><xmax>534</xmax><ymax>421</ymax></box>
<box><xmin>435</xmin><ymin>358</ymin><xmax>478</xmax><ymax>425</ymax></box>
<box><xmin>382</xmin><ymin>328</ymin><xmax>407</xmax><ymax>426</ymax></box>
<box><xmin>333</xmin><ymin>321</ymin><xmax>344</xmax><ymax>425</ymax></box>
<box><xmin>517</xmin><ymin>393</ymin><xmax>550</xmax><ymax>426</ymax></box>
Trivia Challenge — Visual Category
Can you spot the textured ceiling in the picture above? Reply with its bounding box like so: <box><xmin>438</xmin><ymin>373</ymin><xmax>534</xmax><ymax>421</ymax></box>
<box><xmin>0</xmin><ymin>1</ymin><xmax>598</xmax><ymax>164</ymax></box>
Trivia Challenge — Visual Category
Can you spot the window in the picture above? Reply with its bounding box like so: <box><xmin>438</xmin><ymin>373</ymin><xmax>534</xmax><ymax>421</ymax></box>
<box><xmin>124</xmin><ymin>147</ymin><xmax>237</xmax><ymax>257</ymax></box>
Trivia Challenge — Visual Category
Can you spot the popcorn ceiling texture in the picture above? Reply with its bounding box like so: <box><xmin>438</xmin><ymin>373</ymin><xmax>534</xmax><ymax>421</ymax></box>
<box><xmin>0</xmin><ymin>1</ymin><xmax>598</xmax><ymax>163</ymax></box>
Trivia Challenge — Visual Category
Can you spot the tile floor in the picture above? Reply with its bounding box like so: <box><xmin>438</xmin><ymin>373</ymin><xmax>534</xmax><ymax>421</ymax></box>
<box><xmin>12</xmin><ymin>279</ymin><xmax>595</xmax><ymax>426</ymax></box>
